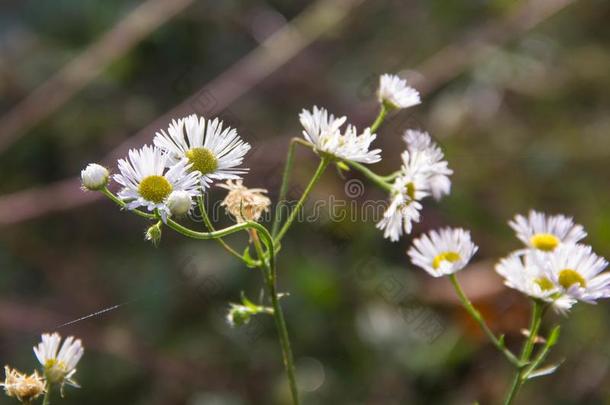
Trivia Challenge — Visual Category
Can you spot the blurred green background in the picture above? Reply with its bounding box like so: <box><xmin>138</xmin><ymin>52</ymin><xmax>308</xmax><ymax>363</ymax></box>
<box><xmin>1</xmin><ymin>0</ymin><xmax>610</xmax><ymax>404</ymax></box>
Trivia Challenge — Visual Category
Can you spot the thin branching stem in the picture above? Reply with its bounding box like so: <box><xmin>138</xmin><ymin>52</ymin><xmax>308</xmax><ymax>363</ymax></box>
<box><xmin>251</xmin><ymin>228</ymin><xmax>299</xmax><ymax>405</ymax></box>
<box><xmin>504</xmin><ymin>300</ymin><xmax>545</xmax><ymax>405</ymax></box>
<box><xmin>346</xmin><ymin>161</ymin><xmax>392</xmax><ymax>192</ymax></box>
<box><xmin>271</xmin><ymin>137</ymin><xmax>301</xmax><ymax>238</ymax></box>
<box><xmin>274</xmin><ymin>157</ymin><xmax>330</xmax><ymax>244</ymax></box>
<box><xmin>370</xmin><ymin>104</ymin><xmax>388</xmax><ymax>133</ymax></box>
<box><xmin>197</xmin><ymin>196</ymin><xmax>244</xmax><ymax>261</ymax></box>
<box><xmin>449</xmin><ymin>274</ymin><xmax>523</xmax><ymax>367</ymax></box>
<box><xmin>42</xmin><ymin>382</ymin><xmax>51</xmax><ymax>405</ymax></box>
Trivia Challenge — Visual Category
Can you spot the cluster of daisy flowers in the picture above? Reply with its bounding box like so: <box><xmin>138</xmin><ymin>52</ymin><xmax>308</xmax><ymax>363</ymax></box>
<box><xmin>2</xmin><ymin>333</ymin><xmax>84</xmax><ymax>404</ymax></box>
<box><xmin>407</xmin><ymin>211</ymin><xmax>610</xmax><ymax>313</ymax></box>
<box><xmin>82</xmin><ymin>72</ymin><xmax>432</xmax><ymax>242</ymax></box>
<box><xmin>376</xmin><ymin>130</ymin><xmax>453</xmax><ymax>241</ymax></box>
<box><xmin>81</xmin><ymin>114</ymin><xmax>270</xmax><ymax>224</ymax></box>
<box><xmin>297</xmin><ymin>74</ymin><xmax>454</xmax><ymax>242</ymax></box>
<box><xmin>497</xmin><ymin>211</ymin><xmax>610</xmax><ymax>312</ymax></box>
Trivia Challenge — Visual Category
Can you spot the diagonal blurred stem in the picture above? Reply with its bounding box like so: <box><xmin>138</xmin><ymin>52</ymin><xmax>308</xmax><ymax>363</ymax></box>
<box><xmin>449</xmin><ymin>274</ymin><xmax>523</xmax><ymax>367</ymax></box>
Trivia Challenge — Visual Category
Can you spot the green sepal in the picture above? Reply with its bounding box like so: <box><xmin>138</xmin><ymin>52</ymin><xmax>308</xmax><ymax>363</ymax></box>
<box><xmin>242</xmin><ymin>246</ymin><xmax>258</xmax><ymax>268</ymax></box>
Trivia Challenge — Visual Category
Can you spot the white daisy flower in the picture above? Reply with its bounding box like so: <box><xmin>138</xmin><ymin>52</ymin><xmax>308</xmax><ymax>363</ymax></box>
<box><xmin>403</xmin><ymin>129</ymin><xmax>453</xmax><ymax>200</ymax></box>
<box><xmin>376</xmin><ymin>177</ymin><xmax>423</xmax><ymax>242</ymax></box>
<box><xmin>509</xmin><ymin>210</ymin><xmax>587</xmax><ymax>252</ymax></box>
<box><xmin>113</xmin><ymin>145</ymin><xmax>200</xmax><ymax>221</ymax></box>
<box><xmin>495</xmin><ymin>251</ymin><xmax>575</xmax><ymax>314</ymax></box>
<box><xmin>408</xmin><ymin>227</ymin><xmax>478</xmax><ymax>277</ymax></box>
<box><xmin>33</xmin><ymin>333</ymin><xmax>84</xmax><ymax>387</ymax></box>
<box><xmin>299</xmin><ymin>106</ymin><xmax>381</xmax><ymax>164</ymax></box>
<box><xmin>376</xmin><ymin>149</ymin><xmax>431</xmax><ymax>241</ymax></box>
<box><xmin>80</xmin><ymin>163</ymin><xmax>109</xmax><ymax>191</ymax></box>
<box><xmin>154</xmin><ymin>114</ymin><xmax>251</xmax><ymax>189</ymax></box>
<box><xmin>539</xmin><ymin>244</ymin><xmax>610</xmax><ymax>304</ymax></box>
<box><xmin>377</xmin><ymin>73</ymin><xmax>421</xmax><ymax>110</ymax></box>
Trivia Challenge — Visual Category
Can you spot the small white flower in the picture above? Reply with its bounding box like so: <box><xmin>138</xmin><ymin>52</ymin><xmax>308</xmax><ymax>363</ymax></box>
<box><xmin>377</xmin><ymin>73</ymin><xmax>421</xmax><ymax>110</ymax></box>
<box><xmin>376</xmin><ymin>148</ymin><xmax>432</xmax><ymax>241</ymax></box>
<box><xmin>80</xmin><ymin>163</ymin><xmax>109</xmax><ymax>191</ymax></box>
<box><xmin>113</xmin><ymin>145</ymin><xmax>201</xmax><ymax>221</ymax></box>
<box><xmin>408</xmin><ymin>227</ymin><xmax>478</xmax><ymax>277</ymax></box>
<box><xmin>154</xmin><ymin>114</ymin><xmax>251</xmax><ymax>190</ymax></box>
<box><xmin>403</xmin><ymin>130</ymin><xmax>453</xmax><ymax>200</ymax></box>
<box><xmin>509</xmin><ymin>210</ymin><xmax>587</xmax><ymax>252</ymax></box>
<box><xmin>299</xmin><ymin>106</ymin><xmax>381</xmax><ymax>164</ymax></box>
<box><xmin>33</xmin><ymin>333</ymin><xmax>84</xmax><ymax>387</ymax></box>
<box><xmin>166</xmin><ymin>190</ymin><xmax>193</xmax><ymax>217</ymax></box>
<box><xmin>538</xmin><ymin>244</ymin><xmax>610</xmax><ymax>304</ymax></box>
<box><xmin>495</xmin><ymin>251</ymin><xmax>575</xmax><ymax>313</ymax></box>
<box><xmin>376</xmin><ymin>170</ymin><xmax>427</xmax><ymax>241</ymax></box>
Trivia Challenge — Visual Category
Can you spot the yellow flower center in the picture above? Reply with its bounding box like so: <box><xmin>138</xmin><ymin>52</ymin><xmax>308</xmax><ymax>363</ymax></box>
<box><xmin>558</xmin><ymin>269</ymin><xmax>586</xmax><ymax>289</ymax></box>
<box><xmin>44</xmin><ymin>359</ymin><xmax>68</xmax><ymax>384</ymax></box>
<box><xmin>535</xmin><ymin>277</ymin><xmax>555</xmax><ymax>291</ymax></box>
<box><xmin>530</xmin><ymin>233</ymin><xmax>559</xmax><ymax>251</ymax></box>
<box><xmin>138</xmin><ymin>175</ymin><xmax>172</xmax><ymax>203</ymax></box>
<box><xmin>432</xmin><ymin>251</ymin><xmax>461</xmax><ymax>269</ymax></box>
<box><xmin>186</xmin><ymin>147</ymin><xmax>218</xmax><ymax>175</ymax></box>
<box><xmin>405</xmin><ymin>182</ymin><xmax>416</xmax><ymax>200</ymax></box>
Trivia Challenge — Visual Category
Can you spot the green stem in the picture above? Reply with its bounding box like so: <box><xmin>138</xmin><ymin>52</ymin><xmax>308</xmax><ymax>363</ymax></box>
<box><xmin>283</xmin><ymin>138</ymin><xmax>394</xmax><ymax>193</ymax></box>
<box><xmin>197</xmin><ymin>196</ymin><xmax>244</xmax><ymax>261</ymax></box>
<box><xmin>370</xmin><ymin>104</ymin><xmax>388</xmax><ymax>133</ymax></box>
<box><xmin>449</xmin><ymin>275</ymin><xmax>522</xmax><ymax>367</ymax></box>
<box><xmin>42</xmin><ymin>382</ymin><xmax>51</xmax><ymax>405</ymax></box>
<box><xmin>271</xmin><ymin>137</ymin><xmax>300</xmax><ymax>238</ymax></box>
<box><xmin>251</xmin><ymin>229</ymin><xmax>299</xmax><ymax>405</ymax></box>
<box><xmin>503</xmin><ymin>300</ymin><xmax>544</xmax><ymax>405</ymax></box>
<box><xmin>101</xmin><ymin>188</ymin><xmax>155</xmax><ymax>219</ymax></box>
<box><xmin>102</xmin><ymin>187</ymin><xmax>265</xmax><ymax>242</ymax></box>
<box><xmin>522</xmin><ymin>325</ymin><xmax>560</xmax><ymax>379</ymax></box>
<box><xmin>346</xmin><ymin>161</ymin><xmax>393</xmax><ymax>192</ymax></box>
<box><xmin>380</xmin><ymin>170</ymin><xmax>401</xmax><ymax>182</ymax></box>
<box><xmin>274</xmin><ymin>158</ymin><xmax>330</xmax><ymax>244</ymax></box>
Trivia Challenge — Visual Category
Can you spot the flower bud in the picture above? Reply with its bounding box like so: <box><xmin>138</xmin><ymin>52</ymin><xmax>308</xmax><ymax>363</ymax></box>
<box><xmin>80</xmin><ymin>163</ymin><xmax>109</xmax><ymax>191</ymax></box>
<box><xmin>145</xmin><ymin>222</ymin><xmax>162</xmax><ymax>246</ymax></box>
<box><xmin>226</xmin><ymin>304</ymin><xmax>252</xmax><ymax>327</ymax></box>
<box><xmin>166</xmin><ymin>190</ymin><xmax>193</xmax><ymax>217</ymax></box>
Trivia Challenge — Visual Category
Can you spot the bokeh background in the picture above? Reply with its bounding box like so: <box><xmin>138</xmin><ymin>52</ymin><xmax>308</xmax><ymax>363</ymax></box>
<box><xmin>1</xmin><ymin>0</ymin><xmax>610</xmax><ymax>404</ymax></box>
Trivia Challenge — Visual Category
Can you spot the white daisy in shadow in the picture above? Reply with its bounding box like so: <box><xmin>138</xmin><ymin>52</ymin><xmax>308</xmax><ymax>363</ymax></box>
<box><xmin>377</xmin><ymin>73</ymin><xmax>421</xmax><ymax>110</ymax></box>
<box><xmin>403</xmin><ymin>129</ymin><xmax>453</xmax><ymax>200</ymax></box>
<box><xmin>299</xmin><ymin>106</ymin><xmax>381</xmax><ymax>164</ymax></box>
